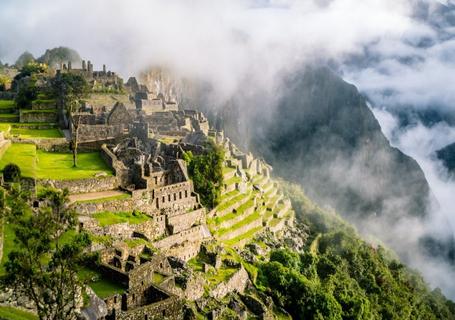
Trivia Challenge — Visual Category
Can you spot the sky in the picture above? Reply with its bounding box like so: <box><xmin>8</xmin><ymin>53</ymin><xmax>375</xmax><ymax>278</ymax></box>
<box><xmin>1</xmin><ymin>0</ymin><xmax>455</xmax><ymax>296</ymax></box>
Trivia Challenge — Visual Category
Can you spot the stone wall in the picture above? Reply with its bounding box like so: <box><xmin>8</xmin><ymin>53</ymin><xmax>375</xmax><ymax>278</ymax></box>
<box><xmin>19</xmin><ymin>110</ymin><xmax>57</xmax><ymax>123</ymax></box>
<box><xmin>154</xmin><ymin>225</ymin><xmax>206</xmax><ymax>249</ymax></box>
<box><xmin>38</xmin><ymin>176</ymin><xmax>117</xmax><ymax>194</ymax></box>
<box><xmin>116</xmin><ymin>296</ymin><xmax>183</xmax><ymax>320</ymax></box>
<box><xmin>210</xmin><ymin>266</ymin><xmax>249</xmax><ymax>300</ymax></box>
<box><xmin>77</xmin><ymin>124</ymin><xmax>124</xmax><ymax>143</ymax></box>
<box><xmin>167</xmin><ymin>208</ymin><xmax>205</xmax><ymax>234</ymax></box>
<box><xmin>11</xmin><ymin>137</ymin><xmax>68</xmax><ymax>152</ymax></box>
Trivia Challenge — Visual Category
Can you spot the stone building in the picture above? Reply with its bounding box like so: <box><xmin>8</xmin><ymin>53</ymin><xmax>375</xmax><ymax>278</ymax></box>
<box><xmin>59</xmin><ymin>60</ymin><xmax>124</xmax><ymax>92</ymax></box>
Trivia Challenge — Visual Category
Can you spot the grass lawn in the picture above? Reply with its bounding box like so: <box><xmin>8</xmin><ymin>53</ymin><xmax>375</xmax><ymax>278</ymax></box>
<box><xmin>10</xmin><ymin>128</ymin><xmax>63</xmax><ymax>139</ymax></box>
<box><xmin>36</xmin><ymin>150</ymin><xmax>113</xmax><ymax>180</ymax></box>
<box><xmin>78</xmin><ymin>267</ymin><xmax>126</xmax><ymax>299</ymax></box>
<box><xmin>0</xmin><ymin>144</ymin><xmax>36</xmax><ymax>178</ymax></box>
<box><xmin>0</xmin><ymin>144</ymin><xmax>113</xmax><ymax>180</ymax></box>
<box><xmin>0</xmin><ymin>100</ymin><xmax>15</xmax><ymax>109</ymax></box>
<box><xmin>93</xmin><ymin>211</ymin><xmax>150</xmax><ymax>227</ymax></box>
<box><xmin>223</xmin><ymin>226</ymin><xmax>263</xmax><ymax>247</ymax></box>
<box><xmin>0</xmin><ymin>306</ymin><xmax>37</xmax><ymax>320</ymax></box>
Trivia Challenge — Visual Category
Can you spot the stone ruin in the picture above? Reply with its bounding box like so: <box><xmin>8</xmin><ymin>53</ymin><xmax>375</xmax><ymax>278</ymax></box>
<box><xmin>59</xmin><ymin>60</ymin><xmax>123</xmax><ymax>92</ymax></box>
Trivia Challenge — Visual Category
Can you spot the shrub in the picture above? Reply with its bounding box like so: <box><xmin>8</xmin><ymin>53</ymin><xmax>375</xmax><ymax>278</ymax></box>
<box><xmin>3</xmin><ymin>163</ymin><xmax>21</xmax><ymax>182</ymax></box>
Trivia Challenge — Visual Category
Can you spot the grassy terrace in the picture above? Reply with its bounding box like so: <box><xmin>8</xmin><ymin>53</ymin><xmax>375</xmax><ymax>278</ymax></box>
<box><xmin>93</xmin><ymin>211</ymin><xmax>150</xmax><ymax>227</ymax></box>
<box><xmin>222</xmin><ymin>166</ymin><xmax>236</xmax><ymax>175</ymax></box>
<box><xmin>75</xmin><ymin>193</ymin><xmax>131</xmax><ymax>204</ymax></box>
<box><xmin>0</xmin><ymin>306</ymin><xmax>37</xmax><ymax>320</ymax></box>
<box><xmin>215</xmin><ymin>198</ymin><xmax>255</xmax><ymax>225</ymax></box>
<box><xmin>216</xmin><ymin>192</ymin><xmax>250</xmax><ymax>212</ymax></box>
<box><xmin>217</xmin><ymin>211</ymin><xmax>261</xmax><ymax>237</ymax></box>
<box><xmin>223</xmin><ymin>226</ymin><xmax>263</xmax><ymax>247</ymax></box>
<box><xmin>0</xmin><ymin>100</ymin><xmax>15</xmax><ymax>109</ymax></box>
<box><xmin>224</xmin><ymin>175</ymin><xmax>242</xmax><ymax>186</ymax></box>
<box><xmin>0</xmin><ymin>143</ymin><xmax>113</xmax><ymax>180</ymax></box>
<box><xmin>10</xmin><ymin>128</ymin><xmax>63</xmax><ymax>139</ymax></box>
<box><xmin>78</xmin><ymin>266</ymin><xmax>126</xmax><ymax>298</ymax></box>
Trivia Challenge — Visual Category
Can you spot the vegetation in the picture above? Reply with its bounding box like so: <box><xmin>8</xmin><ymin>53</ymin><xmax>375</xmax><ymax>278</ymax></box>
<box><xmin>93</xmin><ymin>211</ymin><xmax>150</xmax><ymax>227</ymax></box>
<box><xmin>255</xmin><ymin>182</ymin><xmax>455</xmax><ymax>319</ymax></box>
<box><xmin>50</xmin><ymin>72</ymin><xmax>89</xmax><ymax>167</ymax></box>
<box><xmin>0</xmin><ymin>144</ymin><xmax>36</xmax><ymax>178</ymax></box>
<box><xmin>3</xmin><ymin>187</ymin><xmax>91</xmax><ymax>320</ymax></box>
<box><xmin>184</xmin><ymin>141</ymin><xmax>224</xmax><ymax>208</ymax></box>
<box><xmin>77</xmin><ymin>266</ymin><xmax>126</xmax><ymax>299</ymax></box>
<box><xmin>10</xmin><ymin>128</ymin><xmax>63</xmax><ymax>139</ymax></box>
<box><xmin>3</xmin><ymin>163</ymin><xmax>21</xmax><ymax>182</ymax></box>
<box><xmin>0</xmin><ymin>306</ymin><xmax>37</xmax><ymax>320</ymax></box>
<box><xmin>0</xmin><ymin>144</ymin><xmax>113</xmax><ymax>180</ymax></box>
<box><xmin>13</xmin><ymin>62</ymin><xmax>48</xmax><ymax>109</ymax></box>
<box><xmin>0</xmin><ymin>99</ymin><xmax>15</xmax><ymax>109</ymax></box>
<box><xmin>75</xmin><ymin>193</ymin><xmax>131</xmax><ymax>204</ymax></box>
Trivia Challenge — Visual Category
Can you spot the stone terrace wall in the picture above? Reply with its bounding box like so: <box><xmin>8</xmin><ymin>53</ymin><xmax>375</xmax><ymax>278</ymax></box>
<box><xmin>167</xmin><ymin>208</ymin><xmax>205</xmax><ymax>234</ymax></box>
<box><xmin>78</xmin><ymin>124</ymin><xmax>124</xmax><ymax>143</ymax></box>
<box><xmin>154</xmin><ymin>225</ymin><xmax>205</xmax><ymax>249</ymax></box>
<box><xmin>38</xmin><ymin>176</ymin><xmax>118</xmax><ymax>194</ymax></box>
<box><xmin>19</xmin><ymin>110</ymin><xmax>57</xmax><ymax>123</ymax></box>
<box><xmin>116</xmin><ymin>296</ymin><xmax>183</xmax><ymax>320</ymax></box>
<box><xmin>211</xmin><ymin>266</ymin><xmax>249</xmax><ymax>299</ymax></box>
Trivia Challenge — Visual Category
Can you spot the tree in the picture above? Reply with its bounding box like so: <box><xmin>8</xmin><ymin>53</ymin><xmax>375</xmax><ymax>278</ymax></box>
<box><xmin>3</xmin><ymin>163</ymin><xmax>21</xmax><ymax>182</ymax></box>
<box><xmin>15</xmin><ymin>51</ymin><xmax>35</xmax><ymax>69</ymax></box>
<box><xmin>184</xmin><ymin>141</ymin><xmax>224</xmax><ymax>208</ymax></box>
<box><xmin>50</xmin><ymin>73</ymin><xmax>89</xmax><ymax>167</ymax></box>
<box><xmin>4</xmin><ymin>187</ymin><xmax>90</xmax><ymax>320</ymax></box>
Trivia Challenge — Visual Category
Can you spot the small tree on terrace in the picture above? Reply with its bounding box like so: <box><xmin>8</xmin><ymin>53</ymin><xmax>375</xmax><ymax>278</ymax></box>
<box><xmin>50</xmin><ymin>73</ymin><xmax>89</xmax><ymax>167</ymax></box>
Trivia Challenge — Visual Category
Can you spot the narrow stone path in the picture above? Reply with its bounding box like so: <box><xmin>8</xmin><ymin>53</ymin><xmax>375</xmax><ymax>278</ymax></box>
<box><xmin>68</xmin><ymin>190</ymin><xmax>127</xmax><ymax>203</ymax></box>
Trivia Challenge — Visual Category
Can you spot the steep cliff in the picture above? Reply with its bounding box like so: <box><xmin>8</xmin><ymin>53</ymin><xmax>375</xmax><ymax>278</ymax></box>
<box><xmin>251</xmin><ymin>67</ymin><xmax>431</xmax><ymax>223</ymax></box>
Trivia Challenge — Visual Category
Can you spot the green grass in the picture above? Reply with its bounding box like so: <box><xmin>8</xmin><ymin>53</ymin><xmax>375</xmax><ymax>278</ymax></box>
<box><xmin>0</xmin><ymin>143</ymin><xmax>36</xmax><ymax>178</ymax></box>
<box><xmin>217</xmin><ymin>211</ymin><xmax>260</xmax><ymax>237</ymax></box>
<box><xmin>35</xmin><ymin>150</ymin><xmax>113</xmax><ymax>180</ymax></box>
<box><xmin>0</xmin><ymin>100</ymin><xmax>15</xmax><ymax>109</ymax></box>
<box><xmin>93</xmin><ymin>211</ymin><xmax>150</xmax><ymax>227</ymax></box>
<box><xmin>216</xmin><ymin>198</ymin><xmax>255</xmax><ymax>225</ymax></box>
<box><xmin>222</xmin><ymin>166</ymin><xmax>236</xmax><ymax>175</ymax></box>
<box><xmin>216</xmin><ymin>192</ymin><xmax>250</xmax><ymax>212</ymax></box>
<box><xmin>124</xmin><ymin>237</ymin><xmax>150</xmax><ymax>248</ymax></box>
<box><xmin>0</xmin><ymin>221</ymin><xmax>15</xmax><ymax>275</ymax></box>
<box><xmin>0</xmin><ymin>114</ymin><xmax>18</xmax><ymax>118</ymax></box>
<box><xmin>223</xmin><ymin>226</ymin><xmax>263</xmax><ymax>247</ymax></box>
<box><xmin>20</xmin><ymin>109</ymin><xmax>56</xmax><ymax>114</ymax></box>
<box><xmin>0</xmin><ymin>144</ymin><xmax>113</xmax><ymax>180</ymax></box>
<box><xmin>10</xmin><ymin>128</ymin><xmax>63</xmax><ymax>139</ymax></box>
<box><xmin>0</xmin><ymin>306</ymin><xmax>37</xmax><ymax>320</ymax></box>
<box><xmin>0</xmin><ymin>123</ymin><xmax>11</xmax><ymax>132</ymax></box>
<box><xmin>78</xmin><ymin>267</ymin><xmax>126</xmax><ymax>298</ymax></box>
<box><xmin>152</xmin><ymin>272</ymin><xmax>166</xmax><ymax>284</ymax></box>
<box><xmin>75</xmin><ymin>193</ymin><xmax>131</xmax><ymax>204</ymax></box>
<box><xmin>224</xmin><ymin>176</ymin><xmax>242</xmax><ymax>186</ymax></box>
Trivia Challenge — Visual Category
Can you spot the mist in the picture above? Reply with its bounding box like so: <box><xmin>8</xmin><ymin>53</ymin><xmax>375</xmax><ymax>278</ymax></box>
<box><xmin>2</xmin><ymin>0</ymin><xmax>455</xmax><ymax>298</ymax></box>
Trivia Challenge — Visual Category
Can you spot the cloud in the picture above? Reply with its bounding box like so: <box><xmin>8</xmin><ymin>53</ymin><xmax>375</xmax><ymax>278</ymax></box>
<box><xmin>0</xmin><ymin>0</ymin><xmax>417</xmax><ymax>101</ymax></box>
